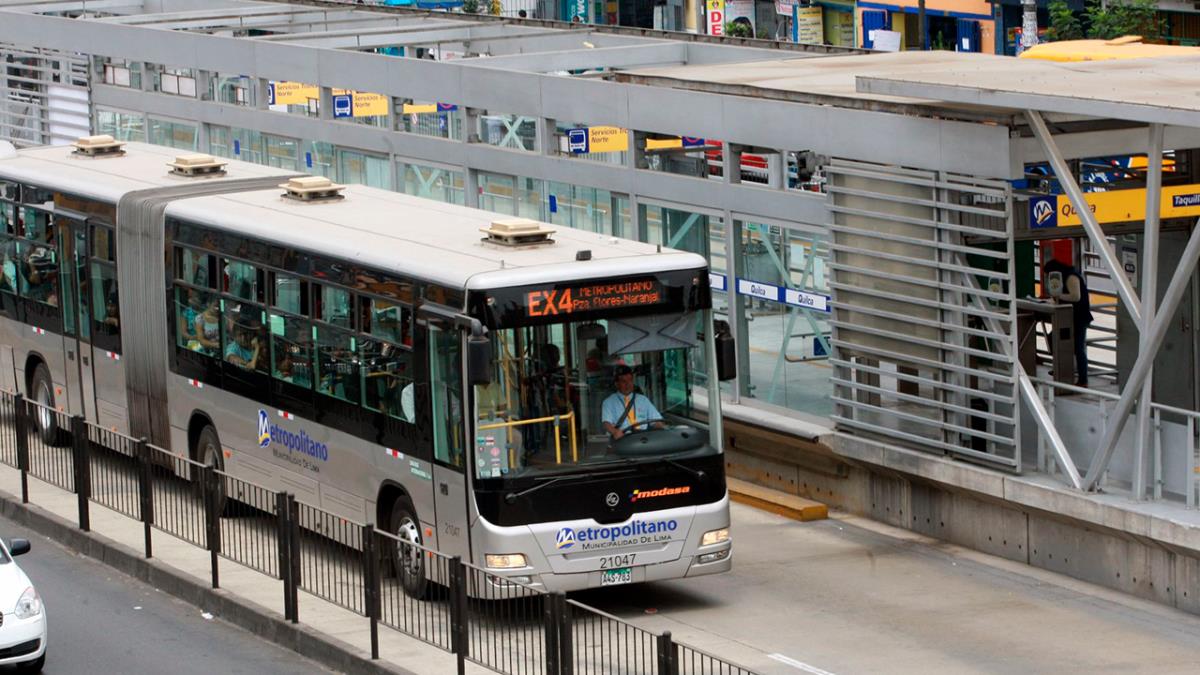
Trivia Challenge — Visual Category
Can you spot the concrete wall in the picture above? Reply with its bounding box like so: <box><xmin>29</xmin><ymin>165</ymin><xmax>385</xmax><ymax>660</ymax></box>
<box><xmin>724</xmin><ymin>418</ymin><xmax>1200</xmax><ymax>615</ymax></box>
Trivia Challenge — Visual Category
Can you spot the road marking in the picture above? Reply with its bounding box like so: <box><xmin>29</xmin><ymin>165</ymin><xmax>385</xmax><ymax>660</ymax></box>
<box><xmin>769</xmin><ymin>653</ymin><xmax>837</xmax><ymax>675</ymax></box>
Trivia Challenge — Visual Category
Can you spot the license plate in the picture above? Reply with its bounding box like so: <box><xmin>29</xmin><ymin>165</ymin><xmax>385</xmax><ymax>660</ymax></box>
<box><xmin>600</xmin><ymin>567</ymin><xmax>632</xmax><ymax>586</ymax></box>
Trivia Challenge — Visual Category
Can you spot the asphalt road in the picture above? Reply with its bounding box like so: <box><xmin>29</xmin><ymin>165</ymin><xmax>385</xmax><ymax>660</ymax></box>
<box><xmin>0</xmin><ymin>513</ymin><xmax>332</xmax><ymax>675</ymax></box>
<box><xmin>575</xmin><ymin>503</ymin><xmax>1200</xmax><ymax>675</ymax></box>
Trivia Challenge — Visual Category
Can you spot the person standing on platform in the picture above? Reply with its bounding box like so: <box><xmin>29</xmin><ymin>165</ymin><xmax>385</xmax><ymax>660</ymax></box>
<box><xmin>1044</xmin><ymin>258</ymin><xmax>1094</xmax><ymax>386</ymax></box>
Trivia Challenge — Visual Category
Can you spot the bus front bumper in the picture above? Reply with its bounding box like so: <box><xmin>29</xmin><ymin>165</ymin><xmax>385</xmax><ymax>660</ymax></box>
<box><xmin>491</xmin><ymin>545</ymin><xmax>732</xmax><ymax>594</ymax></box>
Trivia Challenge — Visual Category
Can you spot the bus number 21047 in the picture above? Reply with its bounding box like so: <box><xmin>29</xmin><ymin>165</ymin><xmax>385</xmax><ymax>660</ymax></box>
<box><xmin>599</xmin><ymin>553</ymin><xmax>636</xmax><ymax>569</ymax></box>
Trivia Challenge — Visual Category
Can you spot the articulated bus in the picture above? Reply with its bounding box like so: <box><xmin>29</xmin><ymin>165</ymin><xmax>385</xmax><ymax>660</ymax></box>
<box><xmin>0</xmin><ymin>138</ymin><xmax>734</xmax><ymax>594</ymax></box>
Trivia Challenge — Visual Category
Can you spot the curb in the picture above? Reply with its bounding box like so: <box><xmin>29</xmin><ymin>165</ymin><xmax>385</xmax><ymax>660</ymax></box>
<box><xmin>0</xmin><ymin>491</ymin><xmax>416</xmax><ymax>675</ymax></box>
<box><xmin>728</xmin><ymin>478</ymin><xmax>828</xmax><ymax>522</ymax></box>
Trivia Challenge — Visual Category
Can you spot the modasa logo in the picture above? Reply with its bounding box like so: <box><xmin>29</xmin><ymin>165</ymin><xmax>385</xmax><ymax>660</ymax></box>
<box><xmin>630</xmin><ymin>486</ymin><xmax>691</xmax><ymax>503</ymax></box>
<box><xmin>256</xmin><ymin>409</ymin><xmax>329</xmax><ymax>461</ymax></box>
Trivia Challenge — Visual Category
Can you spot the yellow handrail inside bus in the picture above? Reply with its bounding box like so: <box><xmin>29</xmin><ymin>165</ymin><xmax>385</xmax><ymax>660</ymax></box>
<box><xmin>478</xmin><ymin>411</ymin><xmax>578</xmax><ymax>464</ymax></box>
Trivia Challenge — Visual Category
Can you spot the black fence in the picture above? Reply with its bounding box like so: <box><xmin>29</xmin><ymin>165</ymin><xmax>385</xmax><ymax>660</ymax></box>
<box><xmin>0</xmin><ymin>391</ymin><xmax>757</xmax><ymax>675</ymax></box>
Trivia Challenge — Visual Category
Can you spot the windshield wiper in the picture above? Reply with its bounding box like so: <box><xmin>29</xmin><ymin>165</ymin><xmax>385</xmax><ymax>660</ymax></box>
<box><xmin>503</xmin><ymin>462</ymin><xmax>640</xmax><ymax>503</ymax></box>
<box><xmin>662</xmin><ymin>457</ymin><xmax>707</xmax><ymax>482</ymax></box>
<box><xmin>504</xmin><ymin>476</ymin><xmax>572</xmax><ymax>504</ymax></box>
<box><xmin>589</xmin><ymin>454</ymin><xmax>706</xmax><ymax>482</ymax></box>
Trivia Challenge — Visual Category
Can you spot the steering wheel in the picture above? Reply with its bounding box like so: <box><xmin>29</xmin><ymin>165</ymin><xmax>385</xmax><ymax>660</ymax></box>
<box><xmin>622</xmin><ymin>419</ymin><xmax>663</xmax><ymax>435</ymax></box>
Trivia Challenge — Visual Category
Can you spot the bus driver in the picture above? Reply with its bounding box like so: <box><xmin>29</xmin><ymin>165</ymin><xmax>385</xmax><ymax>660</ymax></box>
<box><xmin>602</xmin><ymin>365</ymin><xmax>665</xmax><ymax>440</ymax></box>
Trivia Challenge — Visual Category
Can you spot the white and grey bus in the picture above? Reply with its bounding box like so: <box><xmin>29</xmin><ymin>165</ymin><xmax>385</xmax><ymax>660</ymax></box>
<box><xmin>0</xmin><ymin>139</ymin><xmax>734</xmax><ymax>593</ymax></box>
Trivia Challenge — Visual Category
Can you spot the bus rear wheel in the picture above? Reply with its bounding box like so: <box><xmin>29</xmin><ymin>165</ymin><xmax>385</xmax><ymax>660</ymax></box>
<box><xmin>194</xmin><ymin>424</ymin><xmax>229</xmax><ymax>516</ymax></box>
<box><xmin>389</xmin><ymin>497</ymin><xmax>428</xmax><ymax>599</ymax></box>
<box><xmin>29</xmin><ymin>364</ymin><xmax>66</xmax><ymax>446</ymax></box>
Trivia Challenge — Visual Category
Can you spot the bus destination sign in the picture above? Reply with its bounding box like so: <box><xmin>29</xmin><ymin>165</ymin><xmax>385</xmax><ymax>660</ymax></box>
<box><xmin>526</xmin><ymin>279</ymin><xmax>663</xmax><ymax>317</ymax></box>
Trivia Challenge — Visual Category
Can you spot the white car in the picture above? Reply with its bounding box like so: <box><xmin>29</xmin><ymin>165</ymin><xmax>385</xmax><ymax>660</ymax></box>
<box><xmin>0</xmin><ymin>538</ymin><xmax>45</xmax><ymax>673</ymax></box>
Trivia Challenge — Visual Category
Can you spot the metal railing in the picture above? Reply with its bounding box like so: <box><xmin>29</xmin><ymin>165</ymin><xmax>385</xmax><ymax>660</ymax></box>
<box><xmin>22</xmin><ymin>398</ymin><xmax>75</xmax><ymax>492</ymax></box>
<box><xmin>146</xmin><ymin>442</ymin><xmax>208</xmax><ymax>548</ymax></box>
<box><xmin>565</xmin><ymin>599</ymin><xmax>661</xmax><ymax>674</ymax></box>
<box><xmin>1032</xmin><ymin>377</ymin><xmax>1200</xmax><ymax>506</ymax></box>
<box><xmin>376</xmin><ymin>529</ymin><xmax>456</xmax><ymax>651</ymax></box>
<box><xmin>463</xmin><ymin>563</ymin><xmax>549</xmax><ymax>675</ymax></box>
<box><xmin>675</xmin><ymin>643</ymin><xmax>758</xmax><ymax>675</ymax></box>
<box><xmin>86</xmin><ymin>426</ymin><xmax>141</xmax><ymax>519</ymax></box>
<box><xmin>217</xmin><ymin>472</ymin><xmax>283</xmax><ymax>578</ymax></box>
<box><xmin>0</xmin><ymin>390</ymin><xmax>758</xmax><ymax>674</ymax></box>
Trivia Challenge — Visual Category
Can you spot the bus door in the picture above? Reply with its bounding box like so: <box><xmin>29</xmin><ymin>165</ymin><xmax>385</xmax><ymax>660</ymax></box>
<box><xmin>57</xmin><ymin>215</ymin><xmax>97</xmax><ymax>421</ymax></box>
<box><xmin>428</xmin><ymin>323</ymin><xmax>471</xmax><ymax>561</ymax></box>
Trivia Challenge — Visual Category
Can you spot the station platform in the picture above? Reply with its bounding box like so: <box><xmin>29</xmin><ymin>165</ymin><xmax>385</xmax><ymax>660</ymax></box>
<box><xmin>722</xmin><ymin>414</ymin><xmax>1200</xmax><ymax>616</ymax></box>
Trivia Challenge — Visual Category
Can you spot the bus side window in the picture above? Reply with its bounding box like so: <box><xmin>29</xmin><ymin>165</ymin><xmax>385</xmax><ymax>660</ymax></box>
<box><xmin>314</xmin><ymin>284</ymin><xmax>353</xmax><ymax>330</ymax></box>
<box><xmin>362</xmin><ymin>338</ymin><xmax>411</xmax><ymax>422</ymax></box>
<box><xmin>271</xmin><ymin>272</ymin><xmax>305</xmax><ymax>316</ymax></box>
<box><xmin>224</xmin><ymin>259</ymin><xmax>259</xmax><ymax>303</ymax></box>
<box><xmin>0</xmin><ymin>231</ymin><xmax>17</xmax><ymax>297</ymax></box>
<box><xmin>222</xmin><ymin>303</ymin><xmax>267</xmax><ymax>373</ymax></box>
<box><xmin>178</xmin><ymin>247</ymin><xmax>215</xmax><ymax>290</ymax></box>
<box><xmin>18</xmin><ymin>227</ymin><xmax>59</xmax><ymax>308</ymax></box>
<box><xmin>362</xmin><ymin>297</ymin><xmax>412</xmax><ymax>347</ymax></box>
<box><xmin>270</xmin><ymin>312</ymin><xmax>313</xmax><ymax>389</ymax></box>
<box><xmin>430</xmin><ymin>328</ymin><xmax>464</xmax><ymax>468</ymax></box>
<box><xmin>176</xmin><ymin>286</ymin><xmax>219</xmax><ymax>355</ymax></box>
<box><xmin>90</xmin><ymin>261</ymin><xmax>120</xmax><ymax>345</ymax></box>
<box><xmin>315</xmin><ymin>326</ymin><xmax>361</xmax><ymax>404</ymax></box>
<box><xmin>0</xmin><ymin>185</ymin><xmax>14</xmax><ymax>299</ymax></box>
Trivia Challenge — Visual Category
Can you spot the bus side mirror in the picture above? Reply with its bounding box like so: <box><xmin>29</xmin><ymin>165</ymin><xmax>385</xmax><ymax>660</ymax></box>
<box><xmin>467</xmin><ymin>333</ymin><xmax>492</xmax><ymax>386</ymax></box>
<box><xmin>715</xmin><ymin>320</ymin><xmax>736</xmax><ymax>382</ymax></box>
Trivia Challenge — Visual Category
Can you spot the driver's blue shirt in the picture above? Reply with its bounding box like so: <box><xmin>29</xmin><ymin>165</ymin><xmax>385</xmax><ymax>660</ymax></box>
<box><xmin>602</xmin><ymin>392</ymin><xmax>661</xmax><ymax>432</ymax></box>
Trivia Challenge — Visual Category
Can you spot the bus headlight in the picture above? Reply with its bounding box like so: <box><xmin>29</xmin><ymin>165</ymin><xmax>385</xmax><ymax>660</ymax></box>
<box><xmin>700</xmin><ymin>528</ymin><xmax>729</xmax><ymax>547</ymax></box>
<box><xmin>485</xmin><ymin>553</ymin><xmax>528</xmax><ymax>569</ymax></box>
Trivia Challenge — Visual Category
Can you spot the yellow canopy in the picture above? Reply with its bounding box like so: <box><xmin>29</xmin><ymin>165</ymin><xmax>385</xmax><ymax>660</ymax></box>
<box><xmin>1019</xmin><ymin>36</ymin><xmax>1200</xmax><ymax>62</ymax></box>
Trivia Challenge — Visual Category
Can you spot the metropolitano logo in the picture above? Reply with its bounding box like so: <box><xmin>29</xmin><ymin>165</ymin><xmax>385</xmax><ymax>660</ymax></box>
<box><xmin>257</xmin><ymin>409</ymin><xmax>271</xmax><ymax>448</ymax></box>
<box><xmin>555</xmin><ymin>527</ymin><xmax>577</xmax><ymax>550</ymax></box>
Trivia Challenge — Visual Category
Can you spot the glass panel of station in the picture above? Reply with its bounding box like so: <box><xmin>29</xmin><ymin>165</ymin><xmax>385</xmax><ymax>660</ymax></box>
<box><xmin>96</xmin><ymin>108</ymin><xmax>146</xmax><ymax>142</ymax></box>
<box><xmin>733</xmin><ymin>220</ymin><xmax>832</xmax><ymax>417</ymax></box>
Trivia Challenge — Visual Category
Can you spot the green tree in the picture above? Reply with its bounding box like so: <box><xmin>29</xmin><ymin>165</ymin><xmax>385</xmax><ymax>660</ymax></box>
<box><xmin>1046</xmin><ymin>0</ymin><xmax>1084</xmax><ymax>41</ymax></box>
<box><xmin>1086</xmin><ymin>0</ymin><xmax>1161</xmax><ymax>40</ymax></box>
<box><xmin>462</xmin><ymin>0</ymin><xmax>480</xmax><ymax>13</ymax></box>
<box><xmin>724</xmin><ymin>20</ymin><xmax>754</xmax><ymax>38</ymax></box>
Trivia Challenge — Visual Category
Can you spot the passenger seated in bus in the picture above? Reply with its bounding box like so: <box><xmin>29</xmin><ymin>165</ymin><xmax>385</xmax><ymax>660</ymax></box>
<box><xmin>602</xmin><ymin>365</ymin><xmax>665</xmax><ymax>440</ymax></box>
<box><xmin>101</xmin><ymin>294</ymin><xmax>119</xmax><ymax>328</ymax></box>
<box><xmin>177</xmin><ymin>290</ymin><xmax>203</xmax><ymax>347</ymax></box>
<box><xmin>22</xmin><ymin>242</ymin><xmax>56</xmax><ymax>306</ymax></box>
<box><xmin>0</xmin><ymin>241</ymin><xmax>17</xmax><ymax>294</ymax></box>
<box><xmin>192</xmin><ymin>299</ymin><xmax>221</xmax><ymax>355</ymax></box>
<box><xmin>225</xmin><ymin>320</ymin><xmax>262</xmax><ymax>370</ymax></box>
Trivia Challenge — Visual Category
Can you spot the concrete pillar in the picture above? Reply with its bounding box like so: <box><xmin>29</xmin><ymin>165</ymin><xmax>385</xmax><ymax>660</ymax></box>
<box><xmin>462</xmin><ymin>108</ymin><xmax>481</xmax><ymax>208</ymax></box>
<box><xmin>318</xmin><ymin>87</ymin><xmax>334</xmax><ymax>121</ymax></box>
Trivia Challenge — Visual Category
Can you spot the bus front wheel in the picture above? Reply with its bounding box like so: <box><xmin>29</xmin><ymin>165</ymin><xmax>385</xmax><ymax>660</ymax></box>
<box><xmin>389</xmin><ymin>497</ymin><xmax>428</xmax><ymax>599</ymax></box>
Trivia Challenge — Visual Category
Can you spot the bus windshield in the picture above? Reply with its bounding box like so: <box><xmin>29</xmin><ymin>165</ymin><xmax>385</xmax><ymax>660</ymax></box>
<box><xmin>472</xmin><ymin>311</ymin><xmax>711</xmax><ymax>480</ymax></box>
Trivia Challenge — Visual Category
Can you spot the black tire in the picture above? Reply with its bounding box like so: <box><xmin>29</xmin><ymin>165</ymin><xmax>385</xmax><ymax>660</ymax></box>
<box><xmin>18</xmin><ymin>652</ymin><xmax>45</xmax><ymax>673</ymax></box>
<box><xmin>29</xmin><ymin>363</ymin><xmax>66</xmax><ymax>446</ymax></box>
<box><xmin>389</xmin><ymin>496</ymin><xmax>428</xmax><ymax>599</ymax></box>
<box><xmin>194</xmin><ymin>424</ymin><xmax>230</xmax><ymax>516</ymax></box>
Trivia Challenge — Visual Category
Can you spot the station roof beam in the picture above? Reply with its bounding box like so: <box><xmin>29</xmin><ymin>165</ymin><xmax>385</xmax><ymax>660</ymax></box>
<box><xmin>256</xmin><ymin>22</ymin><xmax>563</xmax><ymax>51</ymax></box>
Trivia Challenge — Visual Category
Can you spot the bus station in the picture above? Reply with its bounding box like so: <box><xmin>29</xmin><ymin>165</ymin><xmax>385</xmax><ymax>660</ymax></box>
<box><xmin>2</xmin><ymin>1</ymin><xmax>1200</xmax><ymax>673</ymax></box>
